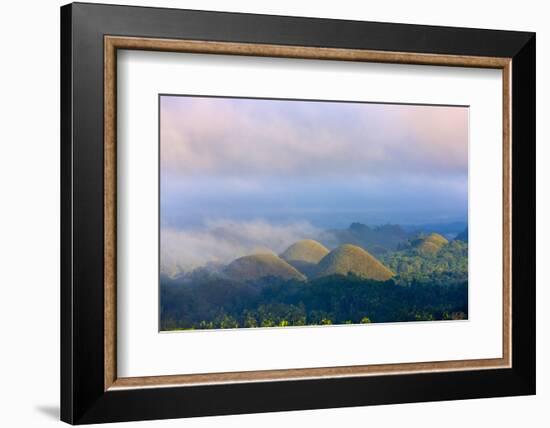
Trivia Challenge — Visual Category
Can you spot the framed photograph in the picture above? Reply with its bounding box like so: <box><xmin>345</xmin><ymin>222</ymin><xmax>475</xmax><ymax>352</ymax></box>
<box><xmin>61</xmin><ymin>2</ymin><xmax>535</xmax><ymax>424</ymax></box>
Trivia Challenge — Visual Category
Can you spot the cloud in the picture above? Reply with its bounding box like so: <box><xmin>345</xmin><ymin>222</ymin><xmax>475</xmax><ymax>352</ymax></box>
<box><xmin>160</xmin><ymin>219</ymin><xmax>321</xmax><ymax>276</ymax></box>
<box><xmin>159</xmin><ymin>96</ymin><xmax>469</xmax><ymax>234</ymax></box>
<box><xmin>160</xmin><ymin>96</ymin><xmax>468</xmax><ymax>179</ymax></box>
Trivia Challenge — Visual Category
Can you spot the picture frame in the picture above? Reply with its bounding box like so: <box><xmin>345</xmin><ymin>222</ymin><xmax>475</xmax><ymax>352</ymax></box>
<box><xmin>60</xmin><ymin>2</ymin><xmax>535</xmax><ymax>424</ymax></box>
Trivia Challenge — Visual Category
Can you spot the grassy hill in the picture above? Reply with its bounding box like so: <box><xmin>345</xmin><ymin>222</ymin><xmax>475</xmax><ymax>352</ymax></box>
<box><xmin>280</xmin><ymin>239</ymin><xmax>329</xmax><ymax>263</ymax></box>
<box><xmin>412</xmin><ymin>233</ymin><xmax>449</xmax><ymax>255</ymax></box>
<box><xmin>315</xmin><ymin>244</ymin><xmax>394</xmax><ymax>281</ymax></box>
<box><xmin>224</xmin><ymin>253</ymin><xmax>306</xmax><ymax>281</ymax></box>
<box><xmin>280</xmin><ymin>239</ymin><xmax>330</xmax><ymax>278</ymax></box>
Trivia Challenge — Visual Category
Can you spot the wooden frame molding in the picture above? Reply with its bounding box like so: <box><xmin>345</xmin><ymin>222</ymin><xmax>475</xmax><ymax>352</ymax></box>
<box><xmin>104</xmin><ymin>35</ymin><xmax>512</xmax><ymax>391</ymax></box>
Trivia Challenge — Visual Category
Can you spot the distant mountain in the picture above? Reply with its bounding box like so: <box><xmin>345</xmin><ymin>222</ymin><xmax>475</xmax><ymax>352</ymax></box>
<box><xmin>320</xmin><ymin>223</ymin><xmax>409</xmax><ymax>255</ymax></box>
<box><xmin>411</xmin><ymin>233</ymin><xmax>449</xmax><ymax>255</ymax></box>
<box><xmin>224</xmin><ymin>253</ymin><xmax>306</xmax><ymax>281</ymax></box>
<box><xmin>402</xmin><ymin>221</ymin><xmax>467</xmax><ymax>239</ymax></box>
<box><xmin>315</xmin><ymin>244</ymin><xmax>394</xmax><ymax>281</ymax></box>
<box><xmin>455</xmin><ymin>228</ymin><xmax>468</xmax><ymax>242</ymax></box>
<box><xmin>280</xmin><ymin>239</ymin><xmax>329</xmax><ymax>278</ymax></box>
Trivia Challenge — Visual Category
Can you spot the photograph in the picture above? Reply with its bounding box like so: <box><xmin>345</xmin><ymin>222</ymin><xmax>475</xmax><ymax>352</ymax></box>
<box><xmin>53</xmin><ymin>2</ymin><xmax>536</xmax><ymax>424</ymax></box>
<box><xmin>159</xmin><ymin>95</ymin><xmax>469</xmax><ymax>331</ymax></box>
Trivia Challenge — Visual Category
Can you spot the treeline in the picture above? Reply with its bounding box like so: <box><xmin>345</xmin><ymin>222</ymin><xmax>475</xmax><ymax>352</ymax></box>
<box><xmin>160</xmin><ymin>273</ymin><xmax>468</xmax><ymax>331</ymax></box>
<box><xmin>380</xmin><ymin>240</ymin><xmax>468</xmax><ymax>280</ymax></box>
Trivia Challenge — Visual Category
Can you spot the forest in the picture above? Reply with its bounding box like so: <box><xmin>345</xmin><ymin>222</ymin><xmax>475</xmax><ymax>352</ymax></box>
<box><xmin>160</xmin><ymin>225</ymin><xmax>468</xmax><ymax>330</ymax></box>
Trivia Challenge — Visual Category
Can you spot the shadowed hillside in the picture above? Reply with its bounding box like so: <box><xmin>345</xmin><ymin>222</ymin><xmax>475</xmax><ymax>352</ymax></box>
<box><xmin>315</xmin><ymin>244</ymin><xmax>394</xmax><ymax>281</ymax></box>
<box><xmin>224</xmin><ymin>253</ymin><xmax>306</xmax><ymax>281</ymax></box>
<box><xmin>320</xmin><ymin>223</ymin><xmax>409</xmax><ymax>255</ymax></box>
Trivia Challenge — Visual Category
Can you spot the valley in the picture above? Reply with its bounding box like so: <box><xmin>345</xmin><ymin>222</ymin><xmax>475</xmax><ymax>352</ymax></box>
<box><xmin>160</xmin><ymin>222</ymin><xmax>468</xmax><ymax>330</ymax></box>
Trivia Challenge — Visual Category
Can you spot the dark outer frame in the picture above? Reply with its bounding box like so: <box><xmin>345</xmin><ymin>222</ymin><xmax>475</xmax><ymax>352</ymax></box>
<box><xmin>61</xmin><ymin>2</ymin><xmax>535</xmax><ymax>424</ymax></box>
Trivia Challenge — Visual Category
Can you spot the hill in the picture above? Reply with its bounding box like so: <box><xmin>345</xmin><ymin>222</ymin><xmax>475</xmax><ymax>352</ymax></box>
<box><xmin>381</xmin><ymin>237</ymin><xmax>467</xmax><ymax>280</ymax></box>
<box><xmin>280</xmin><ymin>239</ymin><xmax>329</xmax><ymax>263</ymax></box>
<box><xmin>224</xmin><ymin>253</ymin><xmax>306</xmax><ymax>281</ymax></box>
<box><xmin>280</xmin><ymin>239</ymin><xmax>330</xmax><ymax>278</ymax></box>
<box><xmin>412</xmin><ymin>233</ymin><xmax>449</xmax><ymax>255</ymax></box>
<box><xmin>315</xmin><ymin>244</ymin><xmax>394</xmax><ymax>281</ymax></box>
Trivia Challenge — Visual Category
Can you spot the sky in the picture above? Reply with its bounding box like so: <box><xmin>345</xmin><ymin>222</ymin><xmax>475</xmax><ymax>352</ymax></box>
<box><xmin>160</xmin><ymin>95</ymin><xmax>468</xmax><ymax>274</ymax></box>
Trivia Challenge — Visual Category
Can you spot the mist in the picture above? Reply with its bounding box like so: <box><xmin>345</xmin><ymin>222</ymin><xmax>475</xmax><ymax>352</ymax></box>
<box><xmin>160</xmin><ymin>96</ymin><xmax>469</xmax><ymax>276</ymax></box>
<box><xmin>161</xmin><ymin>219</ymin><xmax>322</xmax><ymax>276</ymax></box>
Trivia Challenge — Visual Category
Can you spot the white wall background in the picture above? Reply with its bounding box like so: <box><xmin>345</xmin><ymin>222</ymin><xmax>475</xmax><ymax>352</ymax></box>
<box><xmin>0</xmin><ymin>0</ymin><xmax>546</xmax><ymax>426</ymax></box>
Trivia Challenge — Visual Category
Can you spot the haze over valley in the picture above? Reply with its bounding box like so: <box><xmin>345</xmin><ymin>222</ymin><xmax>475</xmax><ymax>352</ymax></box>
<box><xmin>159</xmin><ymin>95</ymin><xmax>469</xmax><ymax>330</ymax></box>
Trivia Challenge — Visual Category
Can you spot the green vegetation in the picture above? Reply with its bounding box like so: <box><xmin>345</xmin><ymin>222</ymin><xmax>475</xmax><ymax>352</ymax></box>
<box><xmin>160</xmin><ymin>273</ymin><xmax>467</xmax><ymax>330</ymax></box>
<box><xmin>160</xmin><ymin>227</ymin><xmax>468</xmax><ymax>331</ymax></box>
<box><xmin>380</xmin><ymin>238</ymin><xmax>467</xmax><ymax>282</ymax></box>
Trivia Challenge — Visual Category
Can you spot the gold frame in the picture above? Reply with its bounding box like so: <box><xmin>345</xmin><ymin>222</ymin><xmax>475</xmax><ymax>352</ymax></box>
<box><xmin>104</xmin><ymin>36</ymin><xmax>512</xmax><ymax>391</ymax></box>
